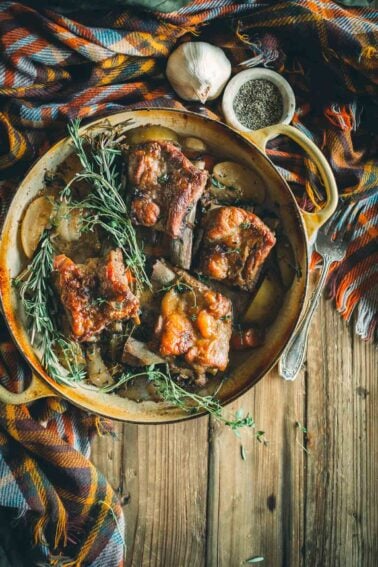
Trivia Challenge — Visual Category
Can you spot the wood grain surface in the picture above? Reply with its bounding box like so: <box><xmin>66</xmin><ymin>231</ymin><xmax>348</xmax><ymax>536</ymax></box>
<box><xmin>92</xmin><ymin>292</ymin><xmax>377</xmax><ymax>567</ymax></box>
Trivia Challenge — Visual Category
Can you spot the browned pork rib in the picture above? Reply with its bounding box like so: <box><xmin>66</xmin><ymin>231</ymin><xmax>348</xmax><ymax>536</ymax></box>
<box><xmin>199</xmin><ymin>206</ymin><xmax>276</xmax><ymax>292</ymax></box>
<box><xmin>127</xmin><ymin>141</ymin><xmax>208</xmax><ymax>238</ymax></box>
<box><xmin>53</xmin><ymin>248</ymin><xmax>139</xmax><ymax>342</ymax></box>
<box><xmin>152</xmin><ymin>262</ymin><xmax>232</xmax><ymax>384</ymax></box>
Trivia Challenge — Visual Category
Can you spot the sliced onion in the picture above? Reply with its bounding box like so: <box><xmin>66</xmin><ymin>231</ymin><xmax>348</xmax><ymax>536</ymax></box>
<box><xmin>21</xmin><ymin>196</ymin><xmax>53</xmax><ymax>258</ymax></box>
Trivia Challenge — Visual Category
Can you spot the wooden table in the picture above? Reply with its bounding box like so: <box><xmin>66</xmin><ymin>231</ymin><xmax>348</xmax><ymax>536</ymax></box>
<box><xmin>92</xmin><ymin>286</ymin><xmax>377</xmax><ymax>567</ymax></box>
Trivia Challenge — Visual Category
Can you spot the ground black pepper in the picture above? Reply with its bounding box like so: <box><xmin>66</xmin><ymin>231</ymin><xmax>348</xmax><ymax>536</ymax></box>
<box><xmin>233</xmin><ymin>79</ymin><xmax>283</xmax><ymax>130</ymax></box>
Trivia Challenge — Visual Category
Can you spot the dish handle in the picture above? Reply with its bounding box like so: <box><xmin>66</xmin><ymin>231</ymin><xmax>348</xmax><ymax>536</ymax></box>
<box><xmin>240</xmin><ymin>123</ymin><xmax>338</xmax><ymax>241</ymax></box>
<box><xmin>0</xmin><ymin>373</ymin><xmax>56</xmax><ymax>405</ymax></box>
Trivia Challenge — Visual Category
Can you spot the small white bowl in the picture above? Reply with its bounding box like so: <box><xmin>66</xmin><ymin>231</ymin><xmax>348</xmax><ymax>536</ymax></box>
<box><xmin>222</xmin><ymin>68</ymin><xmax>296</xmax><ymax>132</ymax></box>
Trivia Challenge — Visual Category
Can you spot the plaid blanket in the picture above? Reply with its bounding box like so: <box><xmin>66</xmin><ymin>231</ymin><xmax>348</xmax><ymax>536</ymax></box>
<box><xmin>0</xmin><ymin>1</ymin><xmax>377</xmax><ymax>565</ymax></box>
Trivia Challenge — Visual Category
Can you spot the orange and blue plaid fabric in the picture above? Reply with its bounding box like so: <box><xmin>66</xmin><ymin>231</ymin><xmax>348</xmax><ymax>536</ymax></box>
<box><xmin>0</xmin><ymin>1</ymin><xmax>377</xmax><ymax>565</ymax></box>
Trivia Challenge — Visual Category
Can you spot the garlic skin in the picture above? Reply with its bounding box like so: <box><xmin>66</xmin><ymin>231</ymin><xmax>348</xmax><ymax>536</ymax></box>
<box><xmin>166</xmin><ymin>42</ymin><xmax>232</xmax><ymax>104</ymax></box>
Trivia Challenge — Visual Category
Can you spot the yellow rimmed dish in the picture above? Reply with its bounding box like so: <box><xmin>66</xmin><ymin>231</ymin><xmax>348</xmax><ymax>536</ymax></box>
<box><xmin>0</xmin><ymin>108</ymin><xmax>337</xmax><ymax>422</ymax></box>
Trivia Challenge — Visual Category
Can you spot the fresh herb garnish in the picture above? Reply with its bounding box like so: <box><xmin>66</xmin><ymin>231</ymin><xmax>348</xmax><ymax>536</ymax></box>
<box><xmin>210</xmin><ymin>176</ymin><xmax>226</xmax><ymax>189</ymax></box>
<box><xmin>65</xmin><ymin>120</ymin><xmax>150</xmax><ymax>291</ymax></box>
<box><xmin>157</xmin><ymin>173</ymin><xmax>169</xmax><ymax>184</ymax></box>
<box><xmin>210</xmin><ymin>176</ymin><xmax>238</xmax><ymax>193</ymax></box>
<box><xmin>295</xmin><ymin>421</ymin><xmax>307</xmax><ymax>433</ymax></box>
<box><xmin>224</xmin><ymin>247</ymin><xmax>241</xmax><ymax>255</ymax></box>
<box><xmin>91</xmin><ymin>297</ymin><xmax>108</xmax><ymax>307</ymax></box>
<box><xmin>104</xmin><ymin>364</ymin><xmax>259</xmax><ymax>435</ymax></box>
<box><xmin>295</xmin><ymin>421</ymin><xmax>309</xmax><ymax>453</ymax></box>
<box><xmin>196</xmin><ymin>274</ymin><xmax>211</xmax><ymax>284</ymax></box>
<box><xmin>256</xmin><ymin>431</ymin><xmax>266</xmax><ymax>444</ymax></box>
<box><xmin>157</xmin><ymin>279</ymin><xmax>197</xmax><ymax>307</ymax></box>
<box><xmin>14</xmin><ymin>231</ymin><xmax>85</xmax><ymax>385</ymax></box>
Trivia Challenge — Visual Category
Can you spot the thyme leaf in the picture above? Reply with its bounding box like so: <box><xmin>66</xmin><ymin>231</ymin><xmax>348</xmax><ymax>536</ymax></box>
<box><xmin>295</xmin><ymin>421</ymin><xmax>307</xmax><ymax>434</ymax></box>
<box><xmin>157</xmin><ymin>279</ymin><xmax>197</xmax><ymax>307</ymax></box>
<box><xmin>295</xmin><ymin>420</ymin><xmax>309</xmax><ymax>454</ymax></box>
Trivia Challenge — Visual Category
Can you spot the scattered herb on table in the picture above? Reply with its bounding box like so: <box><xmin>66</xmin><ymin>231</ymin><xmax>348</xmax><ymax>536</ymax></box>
<box><xmin>295</xmin><ymin>421</ymin><xmax>307</xmax><ymax>434</ymax></box>
<box><xmin>295</xmin><ymin>420</ymin><xmax>309</xmax><ymax>454</ymax></box>
<box><xmin>256</xmin><ymin>430</ymin><xmax>266</xmax><ymax>444</ymax></box>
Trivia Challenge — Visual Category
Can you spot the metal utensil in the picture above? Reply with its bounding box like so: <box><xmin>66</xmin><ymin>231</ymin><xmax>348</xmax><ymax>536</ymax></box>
<box><xmin>279</xmin><ymin>217</ymin><xmax>348</xmax><ymax>381</ymax></box>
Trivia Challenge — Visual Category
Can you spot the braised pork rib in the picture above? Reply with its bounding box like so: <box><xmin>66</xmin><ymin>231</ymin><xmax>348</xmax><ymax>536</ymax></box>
<box><xmin>199</xmin><ymin>206</ymin><xmax>276</xmax><ymax>291</ymax></box>
<box><xmin>128</xmin><ymin>141</ymin><xmax>208</xmax><ymax>238</ymax></box>
<box><xmin>53</xmin><ymin>249</ymin><xmax>139</xmax><ymax>341</ymax></box>
<box><xmin>153</xmin><ymin>264</ymin><xmax>232</xmax><ymax>384</ymax></box>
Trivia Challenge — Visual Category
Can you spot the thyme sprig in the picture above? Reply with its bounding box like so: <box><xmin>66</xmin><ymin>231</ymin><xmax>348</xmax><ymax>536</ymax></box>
<box><xmin>65</xmin><ymin>120</ymin><xmax>150</xmax><ymax>290</ymax></box>
<box><xmin>14</xmin><ymin>231</ymin><xmax>85</xmax><ymax>385</ymax></box>
<box><xmin>156</xmin><ymin>279</ymin><xmax>197</xmax><ymax>307</ymax></box>
<box><xmin>105</xmin><ymin>364</ymin><xmax>259</xmax><ymax>434</ymax></box>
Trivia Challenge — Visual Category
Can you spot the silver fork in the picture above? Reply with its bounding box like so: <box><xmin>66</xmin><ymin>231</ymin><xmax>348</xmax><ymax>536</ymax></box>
<box><xmin>279</xmin><ymin>216</ymin><xmax>348</xmax><ymax>381</ymax></box>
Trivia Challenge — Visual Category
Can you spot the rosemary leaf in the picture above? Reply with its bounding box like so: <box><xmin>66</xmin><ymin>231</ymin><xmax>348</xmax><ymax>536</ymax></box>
<box><xmin>67</xmin><ymin>120</ymin><xmax>150</xmax><ymax>290</ymax></box>
<box><xmin>14</xmin><ymin>230</ymin><xmax>86</xmax><ymax>385</ymax></box>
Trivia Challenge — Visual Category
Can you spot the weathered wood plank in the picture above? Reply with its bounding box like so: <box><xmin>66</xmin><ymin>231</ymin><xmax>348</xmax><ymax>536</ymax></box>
<box><xmin>91</xmin><ymin>420</ymin><xmax>124</xmax><ymax>493</ymax></box>
<box><xmin>206</xmin><ymin>365</ymin><xmax>306</xmax><ymax>567</ymax></box>
<box><xmin>93</xmin><ymin>419</ymin><xmax>209</xmax><ymax>567</ymax></box>
<box><xmin>304</xmin><ymin>298</ymin><xmax>378</xmax><ymax>567</ymax></box>
<box><xmin>206</xmin><ymin>293</ymin><xmax>377</xmax><ymax>567</ymax></box>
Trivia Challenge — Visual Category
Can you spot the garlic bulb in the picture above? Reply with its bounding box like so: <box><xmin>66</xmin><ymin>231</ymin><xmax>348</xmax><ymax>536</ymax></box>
<box><xmin>166</xmin><ymin>42</ymin><xmax>231</xmax><ymax>104</ymax></box>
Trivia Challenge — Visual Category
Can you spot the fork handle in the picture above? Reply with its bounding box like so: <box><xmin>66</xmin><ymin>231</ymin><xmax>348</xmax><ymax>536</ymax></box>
<box><xmin>279</xmin><ymin>258</ymin><xmax>332</xmax><ymax>381</ymax></box>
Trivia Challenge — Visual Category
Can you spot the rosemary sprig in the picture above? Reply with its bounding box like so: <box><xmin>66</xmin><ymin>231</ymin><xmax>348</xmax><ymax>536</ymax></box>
<box><xmin>66</xmin><ymin>120</ymin><xmax>150</xmax><ymax>290</ymax></box>
<box><xmin>14</xmin><ymin>231</ymin><xmax>85</xmax><ymax>385</ymax></box>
